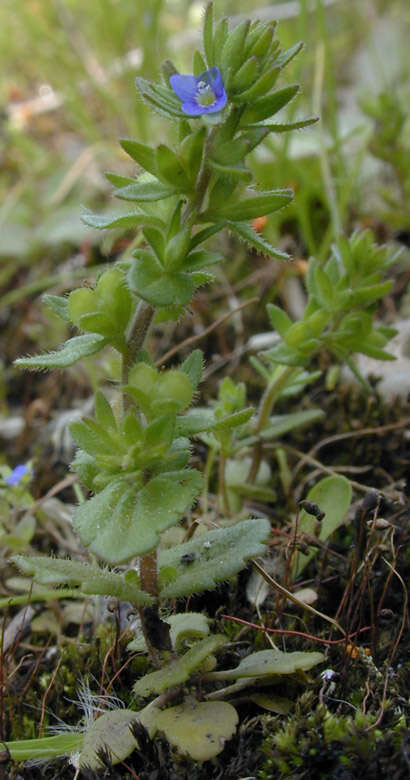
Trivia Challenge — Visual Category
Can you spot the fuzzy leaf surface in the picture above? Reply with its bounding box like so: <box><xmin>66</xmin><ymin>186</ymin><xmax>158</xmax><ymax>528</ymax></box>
<box><xmin>228</xmin><ymin>221</ymin><xmax>291</xmax><ymax>261</ymax></box>
<box><xmin>158</xmin><ymin>517</ymin><xmax>270</xmax><ymax>598</ymax></box>
<box><xmin>79</xmin><ymin>710</ymin><xmax>139</xmax><ymax>769</ymax></box>
<box><xmin>128</xmin><ymin>251</ymin><xmax>195</xmax><ymax>306</ymax></box>
<box><xmin>73</xmin><ymin>471</ymin><xmax>202</xmax><ymax>564</ymax></box>
<box><xmin>115</xmin><ymin>180</ymin><xmax>176</xmax><ymax>202</ymax></box>
<box><xmin>12</xmin><ymin>555</ymin><xmax>153</xmax><ymax>605</ymax></box>
<box><xmin>14</xmin><ymin>334</ymin><xmax>106</xmax><ymax>371</ymax></box>
<box><xmin>82</xmin><ymin>212</ymin><xmax>164</xmax><ymax>230</ymax></box>
<box><xmin>205</xmin><ymin>189</ymin><xmax>293</xmax><ymax>222</ymax></box>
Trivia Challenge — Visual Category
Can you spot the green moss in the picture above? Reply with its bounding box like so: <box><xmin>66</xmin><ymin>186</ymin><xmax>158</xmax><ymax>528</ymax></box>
<box><xmin>260</xmin><ymin>700</ymin><xmax>409</xmax><ymax>779</ymax></box>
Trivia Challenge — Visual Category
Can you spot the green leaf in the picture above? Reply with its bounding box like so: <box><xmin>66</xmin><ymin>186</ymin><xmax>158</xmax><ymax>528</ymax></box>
<box><xmin>233</xmin><ymin>63</ymin><xmax>280</xmax><ymax>101</ymax></box>
<box><xmin>156</xmin><ymin>145</ymin><xmax>190</xmax><ymax>191</ymax></box>
<box><xmin>216</xmin><ymin>647</ymin><xmax>324</xmax><ymax>680</ymax></box>
<box><xmin>293</xmin><ymin>475</ymin><xmax>352</xmax><ymax>577</ymax></box>
<box><xmin>115</xmin><ymin>179</ymin><xmax>176</xmax><ymax>202</ymax></box>
<box><xmin>348</xmin><ymin>280</ymin><xmax>393</xmax><ymax>307</ymax></box>
<box><xmin>189</xmin><ymin>224</ymin><xmax>223</xmax><ymax>250</ymax></box>
<box><xmin>42</xmin><ymin>294</ymin><xmax>70</xmax><ymax>322</ymax></box>
<box><xmin>134</xmin><ymin>635</ymin><xmax>226</xmax><ymax>697</ymax></box>
<box><xmin>136</xmin><ymin>77</ymin><xmax>189</xmax><ymax>118</ymax></box>
<box><xmin>276</xmin><ymin>41</ymin><xmax>304</xmax><ymax>69</ymax></box>
<box><xmin>105</xmin><ymin>172</ymin><xmax>136</xmax><ymax>187</ymax></box>
<box><xmin>220</xmin><ymin>20</ymin><xmax>250</xmax><ymax>76</ymax></box>
<box><xmin>212</xmin><ymin>17</ymin><xmax>229</xmax><ymax>67</ymax></box>
<box><xmin>260</xmin><ymin>409</ymin><xmax>325</xmax><ymax>439</ymax></box>
<box><xmin>266</xmin><ymin>303</ymin><xmax>293</xmax><ymax>336</ymax></box>
<box><xmin>73</xmin><ymin>470</ymin><xmax>202</xmax><ymax>564</ymax></box>
<box><xmin>168</xmin><ymin>612</ymin><xmax>210</xmax><ymax>649</ymax></box>
<box><xmin>202</xmin><ymin>1</ymin><xmax>214</xmax><ymax>66</ymax></box>
<box><xmin>154</xmin><ymin>700</ymin><xmax>238</xmax><ymax>762</ymax></box>
<box><xmin>14</xmin><ymin>334</ymin><xmax>106</xmax><ymax>371</ymax></box>
<box><xmin>175</xmin><ymin>407</ymin><xmax>252</xmax><ymax>438</ymax></box>
<box><xmin>95</xmin><ymin>391</ymin><xmax>117</xmax><ymax>430</ymax></box>
<box><xmin>120</xmin><ymin>139</ymin><xmax>158</xmax><ymax>176</ymax></box>
<box><xmin>143</xmin><ymin>226</ymin><xmax>165</xmax><ymax>262</ymax></box>
<box><xmin>248</xmin><ymin>116</ymin><xmax>319</xmax><ymax>132</ymax></box>
<box><xmin>81</xmin><ymin>212</ymin><xmax>164</xmax><ymax>231</ymax></box>
<box><xmin>12</xmin><ymin>555</ymin><xmax>153</xmax><ymax>605</ymax></box>
<box><xmin>78</xmin><ymin>312</ymin><xmax>121</xmax><ymax>343</ymax></box>
<box><xmin>179</xmin><ymin>127</ymin><xmax>206</xmax><ymax>181</ymax></box>
<box><xmin>79</xmin><ymin>710</ymin><xmax>139</xmax><ymax>769</ymax></box>
<box><xmin>205</xmin><ymin>189</ymin><xmax>293</xmax><ymax>222</ymax></box>
<box><xmin>228</xmin><ymin>221</ymin><xmax>291</xmax><ymax>261</ymax></box>
<box><xmin>208</xmin><ymin>158</ymin><xmax>252</xmax><ymax>180</ymax></box>
<box><xmin>128</xmin><ymin>250</ymin><xmax>195</xmax><ymax>307</ymax></box>
<box><xmin>70</xmin><ymin>419</ymin><xmax>120</xmax><ymax>458</ymax></box>
<box><xmin>144</xmin><ymin>415</ymin><xmax>175</xmax><ymax>450</ymax></box>
<box><xmin>264</xmin><ymin>342</ymin><xmax>307</xmax><ymax>367</ymax></box>
<box><xmin>314</xmin><ymin>265</ymin><xmax>336</xmax><ymax>310</ymax></box>
<box><xmin>181</xmin><ymin>250</ymin><xmax>222</xmax><ymax>272</ymax></box>
<box><xmin>4</xmin><ymin>734</ymin><xmax>83</xmax><ymax>762</ymax></box>
<box><xmin>193</xmin><ymin>49</ymin><xmax>207</xmax><ymax>76</ymax></box>
<box><xmin>231</xmin><ymin>56</ymin><xmax>259</xmax><ymax>93</ymax></box>
<box><xmin>180</xmin><ymin>350</ymin><xmax>203</xmax><ymax>391</ymax></box>
<box><xmin>249</xmin><ymin>22</ymin><xmax>275</xmax><ymax>58</ymax></box>
<box><xmin>241</xmin><ymin>84</ymin><xmax>299</xmax><ymax>124</ymax></box>
<box><xmin>158</xmin><ymin>517</ymin><xmax>270</xmax><ymax>598</ymax></box>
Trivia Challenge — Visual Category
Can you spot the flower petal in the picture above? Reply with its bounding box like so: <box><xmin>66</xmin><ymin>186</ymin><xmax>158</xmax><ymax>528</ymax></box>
<box><xmin>169</xmin><ymin>74</ymin><xmax>198</xmax><ymax>102</ymax></box>
<box><xmin>207</xmin><ymin>66</ymin><xmax>225</xmax><ymax>98</ymax></box>
<box><xmin>5</xmin><ymin>464</ymin><xmax>30</xmax><ymax>485</ymax></box>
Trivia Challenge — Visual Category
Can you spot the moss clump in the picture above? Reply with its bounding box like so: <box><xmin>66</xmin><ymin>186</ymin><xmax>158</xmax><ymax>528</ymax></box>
<box><xmin>260</xmin><ymin>694</ymin><xmax>409</xmax><ymax>779</ymax></box>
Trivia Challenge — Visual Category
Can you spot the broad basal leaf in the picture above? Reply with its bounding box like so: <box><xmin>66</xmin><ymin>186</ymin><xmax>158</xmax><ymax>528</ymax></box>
<box><xmin>293</xmin><ymin>475</ymin><xmax>352</xmax><ymax>577</ymax></box>
<box><xmin>214</xmin><ymin>648</ymin><xmax>324</xmax><ymax>680</ymax></box>
<box><xmin>134</xmin><ymin>635</ymin><xmax>226</xmax><ymax>697</ymax></box>
<box><xmin>155</xmin><ymin>700</ymin><xmax>238</xmax><ymax>761</ymax></box>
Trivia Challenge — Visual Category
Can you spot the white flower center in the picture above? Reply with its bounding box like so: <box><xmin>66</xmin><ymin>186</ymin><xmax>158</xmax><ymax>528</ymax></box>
<box><xmin>196</xmin><ymin>80</ymin><xmax>216</xmax><ymax>107</ymax></box>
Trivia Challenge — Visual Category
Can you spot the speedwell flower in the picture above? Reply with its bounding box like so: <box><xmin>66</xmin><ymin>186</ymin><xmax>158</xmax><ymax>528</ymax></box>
<box><xmin>5</xmin><ymin>463</ymin><xmax>30</xmax><ymax>485</ymax></box>
<box><xmin>170</xmin><ymin>66</ymin><xmax>227</xmax><ymax>116</ymax></box>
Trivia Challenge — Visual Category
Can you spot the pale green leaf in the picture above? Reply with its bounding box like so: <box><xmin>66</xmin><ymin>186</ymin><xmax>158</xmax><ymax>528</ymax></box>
<box><xmin>155</xmin><ymin>700</ymin><xmax>238</xmax><ymax>761</ymax></box>
<box><xmin>158</xmin><ymin>517</ymin><xmax>270</xmax><ymax>598</ymax></box>
<box><xmin>134</xmin><ymin>635</ymin><xmax>226</xmax><ymax>697</ymax></box>
<box><xmin>14</xmin><ymin>334</ymin><xmax>106</xmax><ymax>371</ymax></box>
<box><xmin>73</xmin><ymin>471</ymin><xmax>202</xmax><ymax>564</ymax></box>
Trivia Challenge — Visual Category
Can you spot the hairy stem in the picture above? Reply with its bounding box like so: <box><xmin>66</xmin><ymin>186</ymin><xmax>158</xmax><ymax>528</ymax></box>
<box><xmin>122</xmin><ymin>300</ymin><xmax>155</xmax><ymax>384</ymax></box>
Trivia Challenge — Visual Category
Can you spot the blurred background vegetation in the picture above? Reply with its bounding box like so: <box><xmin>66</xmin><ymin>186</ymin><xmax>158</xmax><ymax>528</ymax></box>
<box><xmin>0</xmin><ymin>0</ymin><xmax>409</xmax><ymax>377</ymax></box>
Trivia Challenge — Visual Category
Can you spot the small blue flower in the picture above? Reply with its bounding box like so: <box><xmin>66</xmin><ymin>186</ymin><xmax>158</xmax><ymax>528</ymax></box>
<box><xmin>5</xmin><ymin>463</ymin><xmax>30</xmax><ymax>486</ymax></box>
<box><xmin>170</xmin><ymin>66</ymin><xmax>227</xmax><ymax>116</ymax></box>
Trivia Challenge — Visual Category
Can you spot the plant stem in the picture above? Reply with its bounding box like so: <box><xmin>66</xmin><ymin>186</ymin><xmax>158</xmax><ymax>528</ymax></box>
<box><xmin>247</xmin><ymin>365</ymin><xmax>296</xmax><ymax>484</ymax></box>
<box><xmin>254</xmin><ymin>365</ymin><xmax>296</xmax><ymax>434</ymax></box>
<box><xmin>182</xmin><ymin>127</ymin><xmax>216</xmax><ymax>224</ymax></box>
<box><xmin>122</xmin><ymin>300</ymin><xmax>155</xmax><ymax>384</ymax></box>
<box><xmin>139</xmin><ymin>550</ymin><xmax>158</xmax><ymax>598</ymax></box>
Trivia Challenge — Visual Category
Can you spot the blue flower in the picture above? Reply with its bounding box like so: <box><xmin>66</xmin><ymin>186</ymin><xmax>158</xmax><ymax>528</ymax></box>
<box><xmin>170</xmin><ymin>66</ymin><xmax>227</xmax><ymax>116</ymax></box>
<box><xmin>5</xmin><ymin>463</ymin><xmax>30</xmax><ymax>486</ymax></box>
